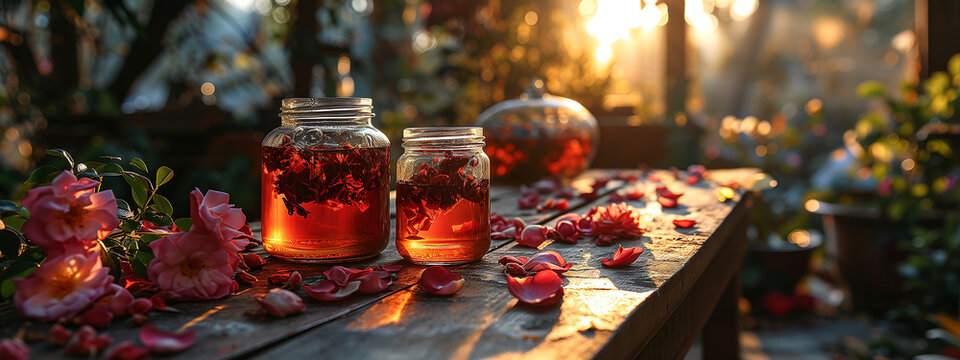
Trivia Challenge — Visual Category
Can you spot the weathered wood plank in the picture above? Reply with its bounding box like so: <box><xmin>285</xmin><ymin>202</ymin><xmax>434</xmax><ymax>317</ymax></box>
<box><xmin>0</xmin><ymin>170</ymin><xmax>625</xmax><ymax>359</ymax></box>
<box><xmin>247</xmin><ymin>170</ymin><xmax>757</xmax><ymax>360</ymax></box>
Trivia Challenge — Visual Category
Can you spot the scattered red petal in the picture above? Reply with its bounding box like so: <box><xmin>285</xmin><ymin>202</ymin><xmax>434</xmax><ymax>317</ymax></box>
<box><xmin>48</xmin><ymin>323</ymin><xmax>72</xmax><ymax>346</ymax></box>
<box><xmin>106</xmin><ymin>341</ymin><xmax>150</xmax><ymax>360</ymax></box>
<box><xmin>533</xmin><ymin>178</ymin><xmax>560</xmax><ymax>193</ymax></box>
<box><xmin>518</xmin><ymin>225</ymin><xmax>548</xmax><ymax>247</ymax></box>
<box><xmin>505</xmin><ymin>263</ymin><xmax>527</xmax><ymax>276</ymax></box>
<box><xmin>595</xmin><ymin>234</ymin><xmax>617</xmax><ymax>246</ymax></box>
<box><xmin>128</xmin><ymin>298</ymin><xmax>152</xmax><ymax>316</ymax></box>
<box><xmin>522</xmin><ymin>251</ymin><xmax>572</xmax><ymax>273</ymax></box>
<box><xmin>517</xmin><ymin>193</ymin><xmax>540</xmax><ymax>209</ymax></box>
<box><xmin>419</xmin><ymin>266</ymin><xmax>464</xmax><ymax>295</ymax></box>
<box><xmin>255</xmin><ymin>288</ymin><xmax>306</xmax><ymax>317</ymax></box>
<box><xmin>647</xmin><ymin>175</ymin><xmax>661</xmax><ymax>182</ymax></box>
<box><xmin>657</xmin><ymin>196</ymin><xmax>677</xmax><ymax>208</ymax></box>
<box><xmin>601</xmin><ymin>245</ymin><xmax>644</xmax><ymax>268</ymax></box>
<box><xmin>74</xmin><ymin>305</ymin><xmax>114</xmax><ymax>329</ymax></box>
<box><xmin>556</xmin><ymin>187</ymin><xmax>577</xmax><ymax>199</ymax></box>
<box><xmin>491</xmin><ymin>213</ymin><xmax>525</xmax><ymax>241</ymax></box>
<box><xmin>66</xmin><ymin>326</ymin><xmax>112</xmax><ymax>356</ymax></box>
<box><xmin>106</xmin><ymin>285</ymin><xmax>134</xmax><ymax>317</ymax></box>
<box><xmin>507</xmin><ymin>270</ymin><xmax>564</xmax><ymax>306</ymax></box>
<box><xmin>242</xmin><ymin>253</ymin><xmax>266</xmax><ymax>268</ymax></box>
<box><xmin>656</xmin><ymin>186</ymin><xmax>684</xmax><ymax>199</ymax></box>
<box><xmin>546</xmin><ymin>219</ymin><xmax>580</xmax><ymax>244</ymax></box>
<box><xmin>672</xmin><ymin>219</ymin><xmax>696</xmax><ymax>228</ymax></box>
<box><xmin>323</xmin><ymin>266</ymin><xmax>373</xmax><ymax>287</ymax></box>
<box><xmin>685</xmin><ymin>176</ymin><xmax>701</xmax><ymax>184</ymax></box>
<box><xmin>498</xmin><ymin>255</ymin><xmax>528</xmax><ymax>266</ymax></box>
<box><xmin>236</xmin><ymin>269</ymin><xmax>258</xmax><ymax>285</ymax></box>
<box><xmin>792</xmin><ymin>293</ymin><xmax>816</xmax><ymax>312</ymax></box>
<box><xmin>139</xmin><ymin>324</ymin><xmax>195</xmax><ymax>354</ymax></box>
<box><xmin>584</xmin><ymin>202</ymin><xmax>645</xmax><ymax>242</ymax></box>
<box><xmin>353</xmin><ymin>271</ymin><xmax>393</xmax><ymax>294</ymax></box>
<box><xmin>0</xmin><ymin>338</ymin><xmax>29</xmax><ymax>360</ymax></box>
<box><xmin>302</xmin><ymin>280</ymin><xmax>361</xmax><ymax>301</ymax></box>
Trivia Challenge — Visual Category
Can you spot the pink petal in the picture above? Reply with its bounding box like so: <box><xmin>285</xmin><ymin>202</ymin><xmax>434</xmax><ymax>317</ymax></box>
<box><xmin>302</xmin><ymin>280</ymin><xmax>361</xmax><ymax>301</ymax></box>
<box><xmin>0</xmin><ymin>339</ymin><xmax>29</xmax><ymax>360</ymax></box>
<box><xmin>353</xmin><ymin>271</ymin><xmax>393</xmax><ymax>294</ymax></box>
<box><xmin>139</xmin><ymin>324</ymin><xmax>196</xmax><ymax>354</ymax></box>
<box><xmin>106</xmin><ymin>341</ymin><xmax>150</xmax><ymax>360</ymax></box>
<box><xmin>518</xmin><ymin>225</ymin><xmax>547</xmax><ymax>248</ymax></box>
<box><xmin>129</xmin><ymin>298</ymin><xmax>153</xmax><ymax>315</ymax></box>
<box><xmin>506</xmin><ymin>270</ymin><xmax>564</xmax><ymax>306</ymax></box>
<box><xmin>418</xmin><ymin>266</ymin><xmax>464</xmax><ymax>295</ymax></box>
<box><xmin>601</xmin><ymin>245</ymin><xmax>644</xmax><ymax>268</ymax></box>
<box><xmin>241</xmin><ymin>253</ymin><xmax>266</xmax><ymax>268</ymax></box>
<box><xmin>74</xmin><ymin>305</ymin><xmax>114</xmax><ymax>328</ymax></box>
<box><xmin>48</xmin><ymin>323</ymin><xmax>73</xmax><ymax>346</ymax></box>
<box><xmin>522</xmin><ymin>251</ymin><xmax>571</xmax><ymax>273</ymax></box>
<box><xmin>323</xmin><ymin>266</ymin><xmax>372</xmax><ymax>287</ymax></box>
<box><xmin>108</xmin><ymin>285</ymin><xmax>134</xmax><ymax>317</ymax></box>
<box><xmin>505</xmin><ymin>263</ymin><xmax>527</xmax><ymax>276</ymax></box>
<box><xmin>255</xmin><ymin>288</ymin><xmax>306</xmax><ymax>317</ymax></box>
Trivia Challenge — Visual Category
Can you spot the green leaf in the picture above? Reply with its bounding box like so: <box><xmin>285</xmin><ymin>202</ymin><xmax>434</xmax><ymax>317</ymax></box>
<box><xmin>155</xmin><ymin>166</ymin><xmax>174</xmax><ymax>187</ymax></box>
<box><xmin>130</xmin><ymin>157</ymin><xmax>148</xmax><ymax>173</ymax></box>
<box><xmin>0</xmin><ymin>229</ymin><xmax>23</xmax><ymax>258</ymax></box>
<box><xmin>1</xmin><ymin>262</ymin><xmax>38</xmax><ymax>298</ymax></box>
<box><xmin>1</xmin><ymin>216</ymin><xmax>25</xmax><ymax>231</ymax></box>
<box><xmin>856</xmin><ymin>80</ymin><xmax>887</xmax><ymax>98</ymax></box>
<box><xmin>152</xmin><ymin>194</ymin><xmax>173</xmax><ymax>216</ymax></box>
<box><xmin>84</xmin><ymin>161</ymin><xmax>106</xmax><ymax>171</ymax></box>
<box><xmin>139</xmin><ymin>234</ymin><xmax>163</xmax><ymax>243</ymax></box>
<box><xmin>174</xmin><ymin>218</ymin><xmax>193</xmax><ymax>232</ymax></box>
<box><xmin>0</xmin><ymin>200</ymin><xmax>18</xmax><ymax>214</ymax></box>
<box><xmin>99</xmin><ymin>163</ymin><xmax>124</xmax><ymax>177</ymax></box>
<box><xmin>26</xmin><ymin>165</ymin><xmax>63</xmax><ymax>185</ymax></box>
<box><xmin>120</xmin><ymin>219</ymin><xmax>142</xmax><ymax>232</ymax></box>
<box><xmin>117</xmin><ymin>199</ymin><xmax>134</xmax><ymax>219</ymax></box>
<box><xmin>123</xmin><ymin>174</ymin><xmax>149</xmax><ymax>207</ymax></box>
<box><xmin>143</xmin><ymin>211</ymin><xmax>173</xmax><ymax>226</ymax></box>
<box><xmin>45</xmin><ymin>148</ymin><xmax>75</xmax><ymax>169</ymax></box>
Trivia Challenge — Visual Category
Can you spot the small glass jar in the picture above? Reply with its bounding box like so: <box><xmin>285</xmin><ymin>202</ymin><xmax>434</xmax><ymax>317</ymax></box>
<box><xmin>261</xmin><ymin>98</ymin><xmax>390</xmax><ymax>263</ymax></box>
<box><xmin>396</xmin><ymin>127</ymin><xmax>491</xmax><ymax>265</ymax></box>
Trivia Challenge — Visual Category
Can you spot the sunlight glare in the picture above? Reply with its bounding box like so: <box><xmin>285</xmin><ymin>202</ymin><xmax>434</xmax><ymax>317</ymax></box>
<box><xmin>226</xmin><ymin>0</ymin><xmax>255</xmax><ymax>11</ymax></box>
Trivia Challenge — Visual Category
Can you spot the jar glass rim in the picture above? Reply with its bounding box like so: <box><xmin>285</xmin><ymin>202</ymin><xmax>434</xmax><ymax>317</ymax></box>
<box><xmin>402</xmin><ymin>127</ymin><xmax>484</xmax><ymax>147</ymax></box>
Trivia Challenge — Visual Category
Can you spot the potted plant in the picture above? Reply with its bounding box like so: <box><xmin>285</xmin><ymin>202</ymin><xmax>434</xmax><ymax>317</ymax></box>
<box><xmin>809</xmin><ymin>54</ymin><xmax>960</xmax><ymax>304</ymax></box>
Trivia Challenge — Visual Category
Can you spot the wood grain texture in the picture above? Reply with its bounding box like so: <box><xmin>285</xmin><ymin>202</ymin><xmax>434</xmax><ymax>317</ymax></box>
<box><xmin>248</xmin><ymin>169</ymin><xmax>759</xmax><ymax>360</ymax></box>
<box><xmin>0</xmin><ymin>170</ymin><xmax>627</xmax><ymax>360</ymax></box>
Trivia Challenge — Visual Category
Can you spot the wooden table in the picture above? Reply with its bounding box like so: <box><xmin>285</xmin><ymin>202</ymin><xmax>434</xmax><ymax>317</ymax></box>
<box><xmin>1</xmin><ymin>168</ymin><xmax>759</xmax><ymax>360</ymax></box>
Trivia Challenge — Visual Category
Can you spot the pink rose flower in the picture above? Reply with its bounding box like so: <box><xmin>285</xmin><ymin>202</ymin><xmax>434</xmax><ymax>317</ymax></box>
<box><xmin>188</xmin><ymin>188</ymin><xmax>250</xmax><ymax>252</ymax></box>
<box><xmin>147</xmin><ymin>231</ymin><xmax>239</xmax><ymax>301</ymax></box>
<box><xmin>13</xmin><ymin>252</ymin><xmax>114</xmax><ymax>321</ymax></box>
<box><xmin>0</xmin><ymin>338</ymin><xmax>29</xmax><ymax>360</ymax></box>
<box><xmin>21</xmin><ymin>171</ymin><xmax>119</xmax><ymax>256</ymax></box>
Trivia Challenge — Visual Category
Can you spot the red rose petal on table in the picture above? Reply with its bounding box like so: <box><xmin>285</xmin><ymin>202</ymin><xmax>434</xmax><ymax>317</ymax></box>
<box><xmin>522</xmin><ymin>251</ymin><xmax>572</xmax><ymax>273</ymax></box>
<box><xmin>129</xmin><ymin>298</ymin><xmax>153</xmax><ymax>315</ymax></box>
<box><xmin>74</xmin><ymin>305</ymin><xmax>114</xmax><ymax>329</ymax></box>
<box><xmin>625</xmin><ymin>189</ymin><xmax>645</xmax><ymax>201</ymax></box>
<box><xmin>106</xmin><ymin>341</ymin><xmax>149</xmax><ymax>360</ymax></box>
<box><xmin>353</xmin><ymin>271</ymin><xmax>393</xmax><ymax>294</ymax></box>
<box><xmin>686</xmin><ymin>176</ymin><xmax>701</xmax><ymax>184</ymax></box>
<box><xmin>518</xmin><ymin>225</ymin><xmax>548</xmax><ymax>248</ymax></box>
<box><xmin>139</xmin><ymin>324</ymin><xmax>195</xmax><ymax>354</ymax></box>
<box><xmin>242</xmin><ymin>253</ymin><xmax>266</xmax><ymax>268</ymax></box>
<box><xmin>673</xmin><ymin>219</ymin><xmax>696</xmax><ymax>228</ymax></box>
<box><xmin>66</xmin><ymin>326</ymin><xmax>111</xmax><ymax>356</ymax></box>
<box><xmin>507</xmin><ymin>270</ymin><xmax>564</xmax><ymax>306</ymax></box>
<box><xmin>323</xmin><ymin>266</ymin><xmax>373</xmax><ymax>287</ymax></box>
<box><xmin>255</xmin><ymin>288</ymin><xmax>306</xmax><ymax>317</ymax></box>
<box><xmin>556</xmin><ymin>213</ymin><xmax>582</xmax><ymax>224</ymax></box>
<box><xmin>658</xmin><ymin>196</ymin><xmax>677</xmax><ymax>208</ymax></box>
<box><xmin>556</xmin><ymin>186</ymin><xmax>577</xmax><ymax>199</ymax></box>
<box><xmin>302</xmin><ymin>280</ymin><xmax>361</xmax><ymax>301</ymax></box>
<box><xmin>505</xmin><ymin>263</ymin><xmax>527</xmax><ymax>276</ymax></box>
<box><xmin>498</xmin><ymin>255</ymin><xmax>528</xmax><ymax>266</ymax></box>
<box><xmin>656</xmin><ymin>186</ymin><xmax>683</xmax><ymax>199</ymax></box>
<box><xmin>548</xmin><ymin>219</ymin><xmax>580</xmax><ymax>244</ymax></box>
<box><xmin>418</xmin><ymin>266</ymin><xmax>464</xmax><ymax>295</ymax></box>
<box><xmin>48</xmin><ymin>323</ymin><xmax>72</xmax><ymax>346</ymax></box>
<box><xmin>601</xmin><ymin>245</ymin><xmax>644</xmax><ymax>268</ymax></box>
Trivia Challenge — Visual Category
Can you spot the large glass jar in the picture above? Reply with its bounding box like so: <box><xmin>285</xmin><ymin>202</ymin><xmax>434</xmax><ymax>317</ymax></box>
<box><xmin>261</xmin><ymin>98</ymin><xmax>390</xmax><ymax>263</ymax></box>
<box><xmin>476</xmin><ymin>79</ymin><xmax>600</xmax><ymax>183</ymax></box>
<box><xmin>396</xmin><ymin>127</ymin><xmax>490</xmax><ymax>265</ymax></box>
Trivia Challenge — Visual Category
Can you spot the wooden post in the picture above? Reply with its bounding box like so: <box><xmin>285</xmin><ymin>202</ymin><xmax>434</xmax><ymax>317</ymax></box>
<box><xmin>665</xmin><ymin>0</ymin><xmax>686</xmax><ymax>117</ymax></box>
<box><xmin>915</xmin><ymin>0</ymin><xmax>960</xmax><ymax>80</ymax></box>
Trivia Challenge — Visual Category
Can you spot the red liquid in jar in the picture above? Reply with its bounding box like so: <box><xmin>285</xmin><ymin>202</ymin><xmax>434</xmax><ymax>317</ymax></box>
<box><xmin>484</xmin><ymin>128</ymin><xmax>592</xmax><ymax>182</ymax></box>
<box><xmin>261</xmin><ymin>145</ymin><xmax>389</xmax><ymax>262</ymax></box>
<box><xmin>396</xmin><ymin>155</ymin><xmax>490</xmax><ymax>264</ymax></box>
